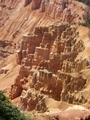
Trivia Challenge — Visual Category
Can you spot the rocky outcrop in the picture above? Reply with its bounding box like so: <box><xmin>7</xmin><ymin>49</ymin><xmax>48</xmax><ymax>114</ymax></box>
<box><xmin>58</xmin><ymin>71</ymin><xmax>87</xmax><ymax>104</ymax></box>
<box><xmin>9</xmin><ymin>23</ymin><xmax>90</xmax><ymax>109</ymax></box>
<box><xmin>9</xmin><ymin>75</ymin><xmax>23</xmax><ymax>99</ymax></box>
<box><xmin>9</xmin><ymin>65</ymin><xmax>30</xmax><ymax>99</ymax></box>
<box><xmin>33</xmin><ymin>70</ymin><xmax>62</xmax><ymax>100</ymax></box>
<box><xmin>24</xmin><ymin>0</ymin><xmax>32</xmax><ymax>7</ymax></box>
<box><xmin>0</xmin><ymin>1</ymin><xmax>90</xmax><ymax>120</ymax></box>
<box><xmin>20</xmin><ymin>89</ymin><xmax>47</xmax><ymax>111</ymax></box>
<box><xmin>31</xmin><ymin>0</ymin><xmax>42</xmax><ymax>10</ymax></box>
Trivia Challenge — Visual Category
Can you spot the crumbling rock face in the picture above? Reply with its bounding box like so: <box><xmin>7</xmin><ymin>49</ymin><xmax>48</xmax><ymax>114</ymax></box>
<box><xmin>0</xmin><ymin>40</ymin><xmax>14</xmax><ymax>61</ymax></box>
<box><xmin>24</xmin><ymin>0</ymin><xmax>32</xmax><ymax>7</ymax></box>
<box><xmin>9</xmin><ymin>75</ymin><xmax>23</xmax><ymax>100</ymax></box>
<box><xmin>9</xmin><ymin>23</ymin><xmax>90</xmax><ymax>110</ymax></box>
<box><xmin>33</xmin><ymin>70</ymin><xmax>62</xmax><ymax>100</ymax></box>
<box><xmin>23</xmin><ymin>0</ymin><xmax>85</xmax><ymax>22</ymax></box>
<box><xmin>0</xmin><ymin>1</ymin><xmax>90</xmax><ymax>120</ymax></box>
<box><xmin>0</xmin><ymin>0</ymin><xmax>87</xmax><ymax>43</ymax></box>
<box><xmin>9</xmin><ymin>65</ymin><xmax>30</xmax><ymax>99</ymax></box>
<box><xmin>31</xmin><ymin>0</ymin><xmax>42</xmax><ymax>10</ymax></box>
<box><xmin>20</xmin><ymin>89</ymin><xmax>47</xmax><ymax>111</ymax></box>
<box><xmin>24</xmin><ymin>0</ymin><xmax>42</xmax><ymax>9</ymax></box>
<box><xmin>58</xmin><ymin>71</ymin><xmax>87</xmax><ymax>104</ymax></box>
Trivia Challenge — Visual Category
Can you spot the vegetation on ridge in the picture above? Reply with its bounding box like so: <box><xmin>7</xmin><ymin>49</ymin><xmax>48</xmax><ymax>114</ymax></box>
<box><xmin>0</xmin><ymin>90</ymin><xmax>31</xmax><ymax>120</ymax></box>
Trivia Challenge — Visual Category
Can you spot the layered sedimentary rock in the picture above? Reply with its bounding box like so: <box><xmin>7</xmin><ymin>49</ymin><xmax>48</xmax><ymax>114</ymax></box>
<box><xmin>9</xmin><ymin>22</ymin><xmax>90</xmax><ymax>111</ymax></box>
<box><xmin>0</xmin><ymin>0</ymin><xmax>87</xmax><ymax>42</ymax></box>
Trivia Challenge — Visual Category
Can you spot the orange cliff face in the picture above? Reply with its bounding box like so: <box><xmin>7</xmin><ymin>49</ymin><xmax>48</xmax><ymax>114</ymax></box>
<box><xmin>9</xmin><ymin>23</ymin><xmax>90</xmax><ymax>110</ymax></box>
<box><xmin>0</xmin><ymin>0</ymin><xmax>90</xmax><ymax>120</ymax></box>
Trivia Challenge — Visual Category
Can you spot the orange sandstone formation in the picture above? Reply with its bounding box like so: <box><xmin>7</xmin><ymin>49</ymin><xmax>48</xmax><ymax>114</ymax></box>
<box><xmin>0</xmin><ymin>0</ymin><xmax>90</xmax><ymax>120</ymax></box>
<box><xmin>9</xmin><ymin>23</ymin><xmax>90</xmax><ymax>111</ymax></box>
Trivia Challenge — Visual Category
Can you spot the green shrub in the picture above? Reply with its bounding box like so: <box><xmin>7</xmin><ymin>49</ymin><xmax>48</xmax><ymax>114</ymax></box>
<box><xmin>0</xmin><ymin>91</ymin><xmax>30</xmax><ymax>120</ymax></box>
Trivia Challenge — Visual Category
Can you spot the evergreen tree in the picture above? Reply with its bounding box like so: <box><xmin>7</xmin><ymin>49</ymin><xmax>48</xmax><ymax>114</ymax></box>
<box><xmin>0</xmin><ymin>91</ymin><xmax>30</xmax><ymax>120</ymax></box>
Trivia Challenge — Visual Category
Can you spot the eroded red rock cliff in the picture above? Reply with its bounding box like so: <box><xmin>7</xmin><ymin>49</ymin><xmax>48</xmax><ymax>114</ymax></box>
<box><xmin>0</xmin><ymin>0</ymin><xmax>90</xmax><ymax>120</ymax></box>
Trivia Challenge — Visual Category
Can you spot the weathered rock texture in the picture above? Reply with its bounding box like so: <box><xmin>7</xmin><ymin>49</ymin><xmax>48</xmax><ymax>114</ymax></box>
<box><xmin>0</xmin><ymin>0</ymin><xmax>87</xmax><ymax>42</ymax></box>
<box><xmin>0</xmin><ymin>1</ymin><xmax>90</xmax><ymax>120</ymax></box>
<box><xmin>9</xmin><ymin>23</ymin><xmax>90</xmax><ymax>111</ymax></box>
<box><xmin>0</xmin><ymin>40</ymin><xmax>14</xmax><ymax>61</ymax></box>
